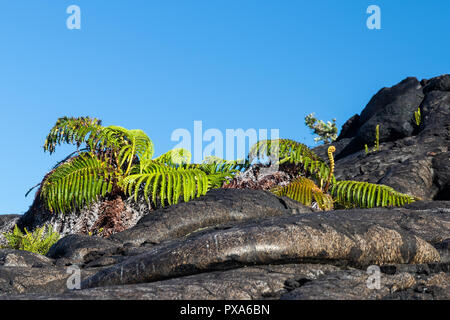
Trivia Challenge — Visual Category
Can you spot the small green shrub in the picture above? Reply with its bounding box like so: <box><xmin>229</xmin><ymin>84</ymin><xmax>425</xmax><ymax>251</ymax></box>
<box><xmin>1</xmin><ymin>225</ymin><xmax>60</xmax><ymax>255</ymax></box>
<box><xmin>304</xmin><ymin>113</ymin><xmax>338</xmax><ymax>144</ymax></box>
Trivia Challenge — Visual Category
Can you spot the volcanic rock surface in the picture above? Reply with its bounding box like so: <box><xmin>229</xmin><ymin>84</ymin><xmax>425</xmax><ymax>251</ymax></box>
<box><xmin>0</xmin><ymin>194</ymin><xmax>449</xmax><ymax>299</ymax></box>
<box><xmin>314</xmin><ymin>74</ymin><xmax>450</xmax><ymax>201</ymax></box>
<box><xmin>1</xmin><ymin>74</ymin><xmax>449</xmax><ymax>300</ymax></box>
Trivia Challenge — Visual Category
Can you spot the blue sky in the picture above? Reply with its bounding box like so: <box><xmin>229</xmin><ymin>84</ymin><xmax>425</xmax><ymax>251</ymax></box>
<box><xmin>1</xmin><ymin>0</ymin><xmax>449</xmax><ymax>214</ymax></box>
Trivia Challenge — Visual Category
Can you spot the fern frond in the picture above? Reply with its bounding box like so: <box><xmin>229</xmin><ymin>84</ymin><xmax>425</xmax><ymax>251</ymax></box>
<box><xmin>323</xmin><ymin>146</ymin><xmax>336</xmax><ymax>193</ymax></box>
<box><xmin>249</xmin><ymin>139</ymin><xmax>332</xmax><ymax>183</ymax></box>
<box><xmin>123</xmin><ymin>164</ymin><xmax>209</xmax><ymax>206</ymax></box>
<box><xmin>154</xmin><ymin>148</ymin><xmax>192</xmax><ymax>167</ymax></box>
<box><xmin>41</xmin><ymin>153</ymin><xmax>115</xmax><ymax>213</ymax></box>
<box><xmin>279</xmin><ymin>147</ymin><xmax>336</xmax><ymax>188</ymax></box>
<box><xmin>249</xmin><ymin>139</ymin><xmax>334</xmax><ymax>180</ymax></box>
<box><xmin>330</xmin><ymin>180</ymin><xmax>417</xmax><ymax>208</ymax></box>
<box><xmin>191</xmin><ymin>157</ymin><xmax>250</xmax><ymax>187</ymax></box>
<box><xmin>286</xmin><ymin>157</ymin><xmax>336</xmax><ymax>186</ymax></box>
<box><xmin>102</xmin><ymin>126</ymin><xmax>153</xmax><ymax>161</ymax></box>
<box><xmin>272</xmin><ymin>177</ymin><xmax>333</xmax><ymax>210</ymax></box>
<box><xmin>1</xmin><ymin>225</ymin><xmax>60</xmax><ymax>255</ymax></box>
<box><xmin>204</xmin><ymin>172</ymin><xmax>234</xmax><ymax>188</ymax></box>
<box><xmin>199</xmin><ymin>156</ymin><xmax>250</xmax><ymax>174</ymax></box>
<box><xmin>44</xmin><ymin>116</ymin><xmax>103</xmax><ymax>154</ymax></box>
<box><xmin>249</xmin><ymin>139</ymin><xmax>321</xmax><ymax>163</ymax></box>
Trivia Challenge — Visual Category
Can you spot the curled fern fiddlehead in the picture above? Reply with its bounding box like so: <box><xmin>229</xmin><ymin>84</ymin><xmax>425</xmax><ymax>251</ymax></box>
<box><xmin>323</xmin><ymin>146</ymin><xmax>336</xmax><ymax>193</ymax></box>
<box><xmin>267</xmin><ymin>139</ymin><xmax>417</xmax><ymax>210</ymax></box>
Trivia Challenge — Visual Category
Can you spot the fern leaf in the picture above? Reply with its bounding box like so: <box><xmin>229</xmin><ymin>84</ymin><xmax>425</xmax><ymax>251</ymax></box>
<box><xmin>43</xmin><ymin>116</ymin><xmax>103</xmax><ymax>154</ymax></box>
<box><xmin>249</xmin><ymin>139</ymin><xmax>321</xmax><ymax>163</ymax></box>
<box><xmin>101</xmin><ymin>126</ymin><xmax>154</xmax><ymax>172</ymax></box>
<box><xmin>252</xmin><ymin>139</ymin><xmax>335</xmax><ymax>184</ymax></box>
<box><xmin>271</xmin><ymin>177</ymin><xmax>333</xmax><ymax>210</ymax></box>
<box><xmin>122</xmin><ymin>163</ymin><xmax>209</xmax><ymax>206</ymax></box>
<box><xmin>154</xmin><ymin>148</ymin><xmax>192</xmax><ymax>167</ymax></box>
<box><xmin>331</xmin><ymin>180</ymin><xmax>416</xmax><ymax>208</ymax></box>
<box><xmin>41</xmin><ymin>153</ymin><xmax>115</xmax><ymax>213</ymax></box>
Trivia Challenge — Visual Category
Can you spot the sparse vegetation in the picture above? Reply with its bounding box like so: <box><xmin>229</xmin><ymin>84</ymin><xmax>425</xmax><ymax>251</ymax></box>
<box><xmin>1</xmin><ymin>225</ymin><xmax>60</xmax><ymax>255</ymax></box>
<box><xmin>365</xmin><ymin>124</ymin><xmax>380</xmax><ymax>154</ymax></box>
<box><xmin>304</xmin><ymin>113</ymin><xmax>338</xmax><ymax>144</ymax></box>
<box><xmin>251</xmin><ymin>140</ymin><xmax>417</xmax><ymax>210</ymax></box>
<box><xmin>27</xmin><ymin>115</ymin><xmax>417</xmax><ymax>220</ymax></box>
<box><xmin>414</xmin><ymin>108</ymin><xmax>421</xmax><ymax>126</ymax></box>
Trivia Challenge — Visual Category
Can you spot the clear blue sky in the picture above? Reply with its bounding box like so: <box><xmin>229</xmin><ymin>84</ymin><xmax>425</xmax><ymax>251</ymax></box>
<box><xmin>1</xmin><ymin>0</ymin><xmax>449</xmax><ymax>214</ymax></box>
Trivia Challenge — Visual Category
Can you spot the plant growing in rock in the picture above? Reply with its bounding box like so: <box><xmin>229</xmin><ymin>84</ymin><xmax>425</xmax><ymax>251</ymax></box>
<box><xmin>414</xmin><ymin>108</ymin><xmax>421</xmax><ymax>126</ymax></box>
<box><xmin>364</xmin><ymin>124</ymin><xmax>380</xmax><ymax>154</ymax></box>
<box><xmin>1</xmin><ymin>225</ymin><xmax>60</xmax><ymax>255</ymax></box>
<box><xmin>248</xmin><ymin>139</ymin><xmax>417</xmax><ymax>210</ymax></box>
<box><xmin>29</xmin><ymin>117</ymin><xmax>248</xmax><ymax>214</ymax></box>
<box><xmin>374</xmin><ymin>124</ymin><xmax>380</xmax><ymax>151</ymax></box>
<box><xmin>304</xmin><ymin>113</ymin><xmax>338</xmax><ymax>144</ymax></box>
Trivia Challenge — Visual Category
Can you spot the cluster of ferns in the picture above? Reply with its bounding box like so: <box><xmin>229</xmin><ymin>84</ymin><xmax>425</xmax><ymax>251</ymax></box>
<box><xmin>31</xmin><ymin>117</ymin><xmax>417</xmax><ymax>214</ymax></box>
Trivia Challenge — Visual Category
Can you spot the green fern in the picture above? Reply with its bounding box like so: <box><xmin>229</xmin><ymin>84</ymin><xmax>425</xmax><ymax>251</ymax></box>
<box><xmin>283</xmin><ymin>156</ymin><xmax>336</xmax><ymax>188</ymax></box>
<box><xmin>43</xmin><ymin>116</ymin><xmax>103</xmax><ymax>154</ymax></box>
<box><xmin>198</xmin><ymin>156</ymin><xmax>250</xmax><ymax>174</ymax></box>
<box><xmin>250</xmin><ymin>138</ymin><xmax>334</xmax><ymax>187</ymax></box>
<box><xmin>123</xmin><ymin>155</ymin><xmax>246</xmax><ymax>205</ymax></box>
<box><xmin>40</xmin><ymin>153</ymin><xmax>115</xmax><ymax>213</ymax></box>
<box><xmin>331</xmin><ymin>180</ymin><xmax>417</xmax><ymax>208</ymax></box>
<box><xmin>1</xmin><ymin>225</ymin><xmax>60</xmax><ymax>255</ymax></box>
<box><xmin>249</xmin><ymin>139</ymin><xmax>320</xmax><ymax>163</ymax></box>
<box><xmin>34</xmin><ymin>117</ymin><xmax>246</xmax><ymax>214</ymax></box>
<box><xmin>197</xmin><ymin>156</ymin><xmax>250</xmax><ymax>188</ymax></box>
<box><xmin>272</xmin><ymin>177</ymin><xmax>333</xmax><ymax>210</ymax></box>
<box><xmin>35</xmin><ymin>117</ymin><xmax>419</xmax><ymax>215</ymax></box>
<box><xmin>123</xmin><ymin>164</ymin><xmax>209</xmax><ymax>206</ymax></box>
<box><xmin>101</xmin><ymin>126</ymin><xmax>154</xmax><ymax>173</ymax></box>
<box><xmin>154</xmin><ymin>148</ymin><xmax>192</xmax><ymax>167</ymax></box>
<box><xmin>257</xmin><ymin>143</ymin><xmax>418</xmax><ymax>210</ymax></box>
